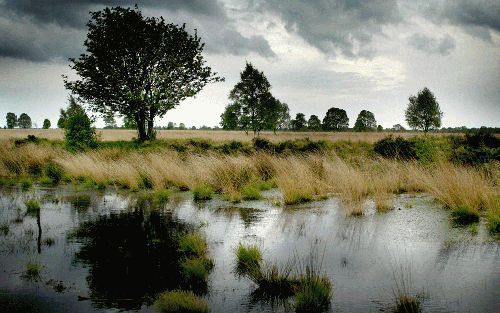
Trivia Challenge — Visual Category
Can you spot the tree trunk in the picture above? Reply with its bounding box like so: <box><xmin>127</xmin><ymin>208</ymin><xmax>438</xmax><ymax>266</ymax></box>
<box><xmin>136</xmin><ymin>114</ymin><xmax>148</xmax><ymax>142</ymax></box>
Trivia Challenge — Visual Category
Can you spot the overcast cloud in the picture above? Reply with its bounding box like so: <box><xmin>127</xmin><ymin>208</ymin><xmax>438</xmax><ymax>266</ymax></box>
<box><xmin>0</xmin><ymin>0</ymin><xmax>498</xmax><ymax>128</ymax></box>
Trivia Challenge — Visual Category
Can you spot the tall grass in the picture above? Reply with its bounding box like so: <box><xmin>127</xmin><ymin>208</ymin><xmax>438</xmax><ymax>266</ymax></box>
<box><xmin>154</xmin><ymin>290</ymin><xmax>209</xmax><ymax>313</ymax></box>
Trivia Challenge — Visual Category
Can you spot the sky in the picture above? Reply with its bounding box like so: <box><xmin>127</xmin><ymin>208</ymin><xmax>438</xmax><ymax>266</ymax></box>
<box><xmin>0</xmin><ymin>0</ymin><xmax>499</xmax><ymax>129</ymax></box>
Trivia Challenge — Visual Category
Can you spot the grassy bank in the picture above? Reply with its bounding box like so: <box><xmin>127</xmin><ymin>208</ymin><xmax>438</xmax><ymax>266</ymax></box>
<box><xmin>0</xmin><ymin>134</ymin><xmax>498</xmax><ymax>235</ymax></box>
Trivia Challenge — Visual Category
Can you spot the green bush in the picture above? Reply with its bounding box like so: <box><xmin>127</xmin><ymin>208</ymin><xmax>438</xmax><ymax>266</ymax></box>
<box><xmin>155</xmin><ymin>290</ymin><xmax>210</xmax><ymax>313</ymax></box>
<box><xmin>451</xmin><ymin>130</ymin><xmax>500</xmax><ymax>165</ymax></box>
<box><xmin>65</xmin><ymin>112</ymin><xmax>98</xmax><ymax>150</ymax></box>
<box><xmin>45</xmin><ymin>162</ymin><xmax>65</xmax><ymax>184</ymax></box>
<box><xmin>193</xmin><ymin>185</ymin><xmax>214</xmax><ymax>201</ymax></box>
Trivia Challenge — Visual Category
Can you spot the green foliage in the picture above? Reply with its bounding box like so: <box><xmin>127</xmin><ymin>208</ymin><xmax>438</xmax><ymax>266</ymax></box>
<box><xmin>235</xmin><ymin>243</ymin><xmax>262</xmax><ymax>275</ymax></box>
<box><xmin>42</xmin><ymin>119</ymin><xmax>51</xmax><ymax>129</ymax></box>
<box><xmin>18</xmin><ymin>113</ymin><xmax>32</xmax><ymax>129</ymax></box>
<box><xmin>377</xmin><ymin>125</ymin><xmax>383</xmax><ymax>132</ymax></box>
<box><xmin>20</xmin><ymin>178</ymin><xmax>33</xmax><ymax>189</ymax></box>
<box><xmin>253</xmin><ymin>137</ymin><xmax>273</xmax><ymax>151</ymax></box>
<box><xmin>405</xmin><ymin>87</ymin><xmax>442</xmax><ymax>132</ymax></box>
<box><xmin>192</xmin><ymin>185</ymin><xmax>214</xmax><ymax>201</ymax></box>
<box><xmin>64</xmin><ymin>6</ymin><xmax>222</xmax><ymax>141</ymax></box>
<box><xmin>241</xmin><ymin>185</ymin><xmax>262</xmax><ymax>200</ymax></box>
<box><xmin>322</xmin><ymin>107</ymin><xmax>349</xmax><ymax>131</ymax></box>
<box><xmin>451</xmin><ymin>206</ymin><xmax>479</xmax><ymax>225</ymax></box>
<box><xmin>291</xmin><ymin>113</ymin><xmax>307</xmax><ymax>131</ymax></box>
<box><xmin>307</xmin><ymin>115</ymin><xmax>322</xmax><ymax>131</ymax></box>
<box><xmin>374</xmin><ymin>136</ymin><xmax>416</xmax><ymax>160</ymax></box>
<box><xmin>451</xmin><ymin>130</ymin><xmax>499</xmax><ymax>165</ymax></box>
<box><xmin>220</xmin><ymin>103</ymin><xmax>240</xmax><ymax>130</ymax></box>
<box><xmin>153</xmin><ymin>190</ymin><xmax>171</xmax><ymax>205</ymax></box>
<box><xmin>122</xmin><ymin>116</ymin><xmax>137</xmax><ymax>129</ymax></box>
<box><xmin>179</xmin><ymin>233</ymin><xmax>208</xmax><ymax>258</ymax></box>
<box><xmin>45</xmin><ymin>162</ymin><xmax>65</xmax><ymax>184</ymax></box>
<box><xmin>486</xmin><ymin>208</ymin><xmax>499</xmax><ymax>236</ymax></box>
<box><xmin>6</xmin><ymin>112</ymin><xmax>17</xmax><ymax>129</ymax></box>
<box><xmin>155</xmin><ymin>290</ymin><xmax>210</xmax><ymax>313</ymax></box>
<box><xmin>295</xmin><ymin>274</ymin><xmax>332</xmax><ymax>313</ymax></box>
<box><xmin>25</xmin><ymin>199</ymin><xmax>41</xmax><ymax>214</ymax></box>
<box><xmin>353</xmin><ymin>110</ymin><xmax>376</xmax><ymax>132</ymax></box>
<box><xmin>181</xmin><ymin>257</ymin><xmax>214</xmax><ymax>286</ymax></box>
<box><xmin>65</xmin><ymin>111</ymin><xmax>98</xmax><ymax>150</ymax></box>
<box><xmin>22</xmin><ymin>262</ymin><xmax>43</xmax><ymax>281</ymax></box>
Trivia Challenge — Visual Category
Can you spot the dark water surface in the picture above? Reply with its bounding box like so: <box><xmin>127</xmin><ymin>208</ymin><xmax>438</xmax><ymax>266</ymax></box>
<box><xmin>0</xmin><ymin>186</ymin><xmax>498</xmax><ymax>313</ymax></box>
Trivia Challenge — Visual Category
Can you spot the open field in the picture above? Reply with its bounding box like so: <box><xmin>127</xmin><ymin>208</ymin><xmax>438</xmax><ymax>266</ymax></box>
<box><xmin>0</xmin><ymin>128</ymin><xmax>456</xmax><ymax>143</ymax></box>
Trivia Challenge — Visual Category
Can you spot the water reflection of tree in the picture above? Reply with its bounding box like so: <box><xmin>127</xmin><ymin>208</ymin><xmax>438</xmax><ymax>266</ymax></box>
<box><xmin>70</xmin><ymin>208</ymin><xmax>189</xmax><ymax>310</ymax></box>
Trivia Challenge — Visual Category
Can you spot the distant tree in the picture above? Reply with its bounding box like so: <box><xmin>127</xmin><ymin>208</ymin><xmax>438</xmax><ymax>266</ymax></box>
<box><xmin>43</xmin><ymin>119</ymin><xmax>51</xmax><ymax>129</ymax></box>
<box><xmin>276</xmin><ymin>102</ymin><xmax>291</xmax><ymax>131</ymax></box>
<box><xmin>322</xmin><ymin>107</ymin><xmax>349</xmax><ymax>131</ymax></box>
<box><xmin>65</xmin><ymin>110</ymin><xmax>98</xmax><ymax>150</ymax></box>
<box><xmin>122</xmin><ymin>116</ymin><xmax>137</xmax><ymax>129</ymax></box>
<box><xmin>265</xmin><ymin>99</ymin><xmax>290</xmax><ymax>133</ymax></box>
<box><xmin>377</xmin><ymin>125</ymin><xmax>383</xmax><ymax>132</ymax></box>
<box><xmin>179</xmin><ymin>123</ymin><xmax>186</xmax><ymax>130</ymax></box>
<box><xmin>405</xmin><ymin>87</ymin><xmax>443</xmax><ymax>133</ymax></box>
<box><xmin>18</xmin><ymin>113</ymin><xmax>32</xmax><ymax>129</ymax></box>
<box><xmin>167</xmin><ymin>122</ymin><xmax>175</xmax><ymax>130</ymax></box>
<box><xmin>353</xmin><ymin>110</ymin><xmax>377</xmax><ymax>132</ymax></box>
<box><xmin>227</xmin><ymin>62</ymin><xmax>282</xmax><ymax>136</ymax></box>
<box><xmin>307</xmin><ymin>115</ymin><xmax>322</xmax><ymax>131</ymax></box>
<box><xmin>6</xmin><ymin>112</ymin><xmax>17</xmax><ymax>129</ymax></box>
<box><xmin>191</xmin><ymin>126</ymin><xmax>197</xmax><ymax>130</ymax></box>
<box><xmin>64</xmin><ymin>6</ymin><xmax>222</xmax><ymax>141</ymax></box>
<box><xmin>392</xmin><ymin>124</ymin><xmax>405</xmax><ymax>131</ymax></box>
<box><xmin>291</xmin><ymin>113</ymin><xmax>307</xmax><ymax>131</ymax></box>
<box><xmin>103</xmin><ymin>113</ymin><xmax>117</xmax><ymax>129</ymax></box>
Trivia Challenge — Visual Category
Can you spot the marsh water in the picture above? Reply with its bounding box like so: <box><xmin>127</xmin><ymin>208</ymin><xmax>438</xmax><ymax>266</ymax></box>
<box><xmin>0</xmin><ymin>186</ymin><xmax>498</xmax><ymax>313</ymax></box>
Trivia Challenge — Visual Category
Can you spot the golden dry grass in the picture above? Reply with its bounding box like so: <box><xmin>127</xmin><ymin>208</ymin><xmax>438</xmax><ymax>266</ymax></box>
<box><xmin>0</xmin><ymin>128</ymin><xmax>452</xmax><ymax>143</ymax></box>
<box><xmin>0</xmin><ymin>139</ymin><xmax>498</xmax><ymax>219</ymax></box>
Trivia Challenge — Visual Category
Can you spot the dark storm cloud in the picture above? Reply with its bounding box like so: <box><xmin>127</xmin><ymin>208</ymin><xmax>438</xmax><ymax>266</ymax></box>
<box><xmin>422</xmin><ymin>0</ymin><xmax>500</xmax><ymax>40</ymax></box>
<box><xmin>0</xmin><ymin>0</ymin><xmax>274</xmax><ymax>61</ymax></box>
<box><xmin>253</xmin><ymin>0</ymin><xmax>402</xmax><ymax>58</ymax></box>
<box><xmin>407</xmin><ymin>33</ymin><xmax>456</xmax><ymax>55</ymax></box>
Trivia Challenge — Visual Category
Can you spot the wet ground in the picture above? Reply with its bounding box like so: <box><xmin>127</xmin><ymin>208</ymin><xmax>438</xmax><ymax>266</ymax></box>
<box><xmin>0</xmin><ymin>186</ymin><xmax>498</xmax><ymax>313</ymax></box>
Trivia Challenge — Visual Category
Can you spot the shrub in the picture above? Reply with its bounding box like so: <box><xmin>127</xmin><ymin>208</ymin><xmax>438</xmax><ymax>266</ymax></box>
<box><xmin>179</xmin><ymin>233</ymin><xmax>208</xmax><ymax>258</ymax></box>
<box><xmin>65</xmin><ymin>112</ymin><xmax>98</xmax><ymax>150</ymax></box>
<box><xmin>374</xmin><ymin>136</ymin><xmax>416</xmax><ymax>160</ymax></box>
<box><xmin>220</xmin><ymin>140</ymin><xmax>245</xmax><ymax>154</ymax></box>
<box><xmin>155</xmin><ymin>290</ymin><xmax>210</xmax><ymax>313</ymax></box>
<box><xmin>235</xmin><ymin>243</ymin><xmax>262</xmax><ymax>275</ymax></box>
<box><xmin>193</xmin><ymin>185</ymin><xmax>214</xmax><ymax>201</ymax></box>
<box><xmin>451</xmin><ymin>130</ymin><xmax>500</xmax><ymax>165</ymax></box>
<box><xmin>45</xmin><ymin>162</ymin><xmax>64</xmax><ymax>184</ymax></box>
<box><xmin>253</xmin><ymin>137</ymin><xmax>273</xmax><ymax>151</ymax></box>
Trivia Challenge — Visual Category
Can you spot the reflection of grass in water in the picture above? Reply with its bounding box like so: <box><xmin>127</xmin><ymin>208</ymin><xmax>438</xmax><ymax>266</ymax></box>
<box><xmin>216</xmin><ymin>207</ymin><xmax>261</xmax><ymax>227</ymax></box>
<box><xmin>181</xmin><ymin>257</ymin><xmax>214</xmax><ymax>288</ymax></box>
<box><xmin>155</xmin><ymin>290</ymin><xmax>209</xmax><ymax>313</ymax></box>
<box><xmin>22</xmin><ymin>261</ymin><xmax>43</xmax><ymax>281</ymax></box>
<box><xmin>66</xmin><ymin>194</ymin><xmax>91</xmax><ymax>210</ymax></box>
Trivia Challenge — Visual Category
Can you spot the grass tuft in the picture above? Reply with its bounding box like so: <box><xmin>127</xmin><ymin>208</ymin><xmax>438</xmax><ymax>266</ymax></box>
<box><xmin>193</xmin><ymin>185</ymin><xmax>214</xmax><ymax>201</ymax></box>
<box><xmin>155</xmin><ymin>290</ymin><xmax>210</xmax><ymax>313</ymax></box>
<box><xmin>181</xmin><ymin>257</ymin><xmax>214</xmax><ymax>286</ymax></box>
<box><xmin>22</xmin><ymin>262</ymin><xmax>43</xmax><ymax>281</ymax></box>
<box><xmin>295</xmin><ymin>274</ymin><xmax>332</xmax><ymax>313</ymax></box>
<box><xmin>154</xmin><ymin>189</ymin><xmax>171</xmax><ymax>206</ymax></box>
<box><xmin>25</xmin><ymin>199</ymin><xmax>41</xmax><ymax>214</ymax></box>
<box><xmin>241</xmin><ymin>185</ymin><xmax>262</xmax><ymax>200</ymax></box>
<box><xmin>235</xmin><ymin>243</ymin><xmax>262</xmax><ymax>275</ymax></box>
<box><xmin>179</xmin><ymin>233</ymin><xmax>208</xmax><ymax>259</ymax></box>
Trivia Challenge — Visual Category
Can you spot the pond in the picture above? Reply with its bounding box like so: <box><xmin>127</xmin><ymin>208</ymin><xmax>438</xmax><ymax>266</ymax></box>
<box><xmin>0</xmin><ymin>186</ymin><xmax>498</xmax><ymax>312</ymax></box>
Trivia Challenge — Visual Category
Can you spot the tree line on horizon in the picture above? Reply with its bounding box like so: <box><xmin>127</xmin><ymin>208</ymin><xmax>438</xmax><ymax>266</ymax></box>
<box><xmin>2</xmin><ymin>5</ymin><xmax>497</xmax><ymax>144</ymax></box>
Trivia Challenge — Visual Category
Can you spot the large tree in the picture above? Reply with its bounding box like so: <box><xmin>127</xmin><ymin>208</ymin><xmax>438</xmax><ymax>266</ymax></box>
<box><xmin>227</xmin><ymin>62</ymin><xmax>281</xmax><ymax>136</ymax></box>
<box><xmin>64</xmin><ymin>6</ymin><xmax>222</xmax><ymax>141</ymax></box>
<box><xmin>353</xmin><ymin>110</ymin><xmax>377</xmax><ymax>132</ymax></box>
<box><xmin>307</xmin><ymin>115</ymin><xmax>322</xmax><ymax>131</ymax></box>
<box><xmin>6</xmin><ymin>112</ymin><xmax>17</xmax><ymax>129</ymax></box>
<box><xmin>322</xmin><ymin>107</ymin><xmax>349</xmax><ymax>131</ymax></box>
<box><xmin>405</xmin><ymin>87</ymin><xmax>443</xmax><ymax>132</ymax></box>
<box><xmin>18</xmin><ymin>113</ymin><xmax>32</xmax><ymax>129</ymax></box>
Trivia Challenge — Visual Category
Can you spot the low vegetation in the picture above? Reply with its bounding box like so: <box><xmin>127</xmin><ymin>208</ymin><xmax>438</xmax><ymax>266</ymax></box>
<box><xmin>178</xmin><ymin>232</ymin><xmax>213</xmax><ymax>289</ymax></box>
<box><xmin>154</xmin><ymin>290</ymin><xmax>209</xmax><ymax>313</ymax></box>
<box><xmin>22</xmin><ymin>262</ymin><xmax>43</xmax><ymax>281</ymax></box>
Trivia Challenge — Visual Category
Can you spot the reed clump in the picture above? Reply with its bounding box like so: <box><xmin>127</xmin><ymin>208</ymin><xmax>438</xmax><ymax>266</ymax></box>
<box><xmin>178</xmin><ymin>232</ymin><xmax>213</xmax><ymax>288</ymax></box>
<box><xmin>154</xmin><ymin>290</ymin><xmax>209</xmax><ymax>313</ymax></box>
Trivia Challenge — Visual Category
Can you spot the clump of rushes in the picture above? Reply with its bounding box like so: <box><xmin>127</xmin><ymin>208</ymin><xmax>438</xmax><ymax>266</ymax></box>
<box><xmin>179</xmin><ymin>233</ymin><xmax>208</xmax><ymax>258</ymax></box>
<box><xmin>394</xmin><ymin>295</ymin><xmax>421</xmax><ymax>313</ymax></box>
<box><xmin>192</xmin><ymin>185</ymin><xmax>214</xmax><ymax>201</ymax></box>
<box><xmin>155</xmin><ymin>290</ymin><xmax>210</xmax><ymax>313</ymax></box>
<box><xmin>284</xmin><ymin>190</ymin><xmax>313</xmax><ymax>205</ymax></box>
<box><xmin>241</xmin><ymin>185</ymin><xmax>262</xmax><ymax>200</ymax></box>
<box><xmin>45</xmin><ymin>162</ymin><xmax>64</xmax><ymax>184</ymax></box>
<box><xmin>20</xmin><ymin>178</ymin><xmax>33</xmax><ymax>190</ymax></box>
<box><xmin>295</xmin><ymin>273</ymin><xmax>332</xmax><ymax>313</ymax></box>
<box><xmin>451</xmin><ymin>206</ymin><xmax>479</xmax><ymax>225</ymax></box>
<box><xmin>374</xmin><ymin>193</ymin><xmax>393</xmax><ymax>212</ymax></box>
<box><xmin>153</xmin><ymin>189</ymin><xmax>171</xmax><ymax>206</ymax></box>
<box><xmin>181</xmin><ymin>257</ymin><xmax>214</xmax><ymax>286</ymax></box>
<box><xmin>251</xmin><ymin>262</ymin><xmax>300</xmax><ymax>298</ymax></box>
<box><xmin>22</xmin><ymin>262</ymin><xmax>43</xmax><ymax>281</ymax></box>
<box><xmin>25</xmin><ymin>199</ymin><xmax>41</xmax><ymax>214</ymax></box>
<box><xmin>235</xmin><ymin>243</ymin><xmax>262</xmax><ymax>275</ymax></box>
<box><xmin>391</xmin><ymin>266</ymin><xmax>422</xmax><ymax>313</ymax></box>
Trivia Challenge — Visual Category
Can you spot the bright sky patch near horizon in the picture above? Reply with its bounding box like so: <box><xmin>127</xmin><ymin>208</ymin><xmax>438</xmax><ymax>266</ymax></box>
<box><xmin>0</xmin><ymin>0</ymin><xmax>499</xmax><ymax>129</ymax></box>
